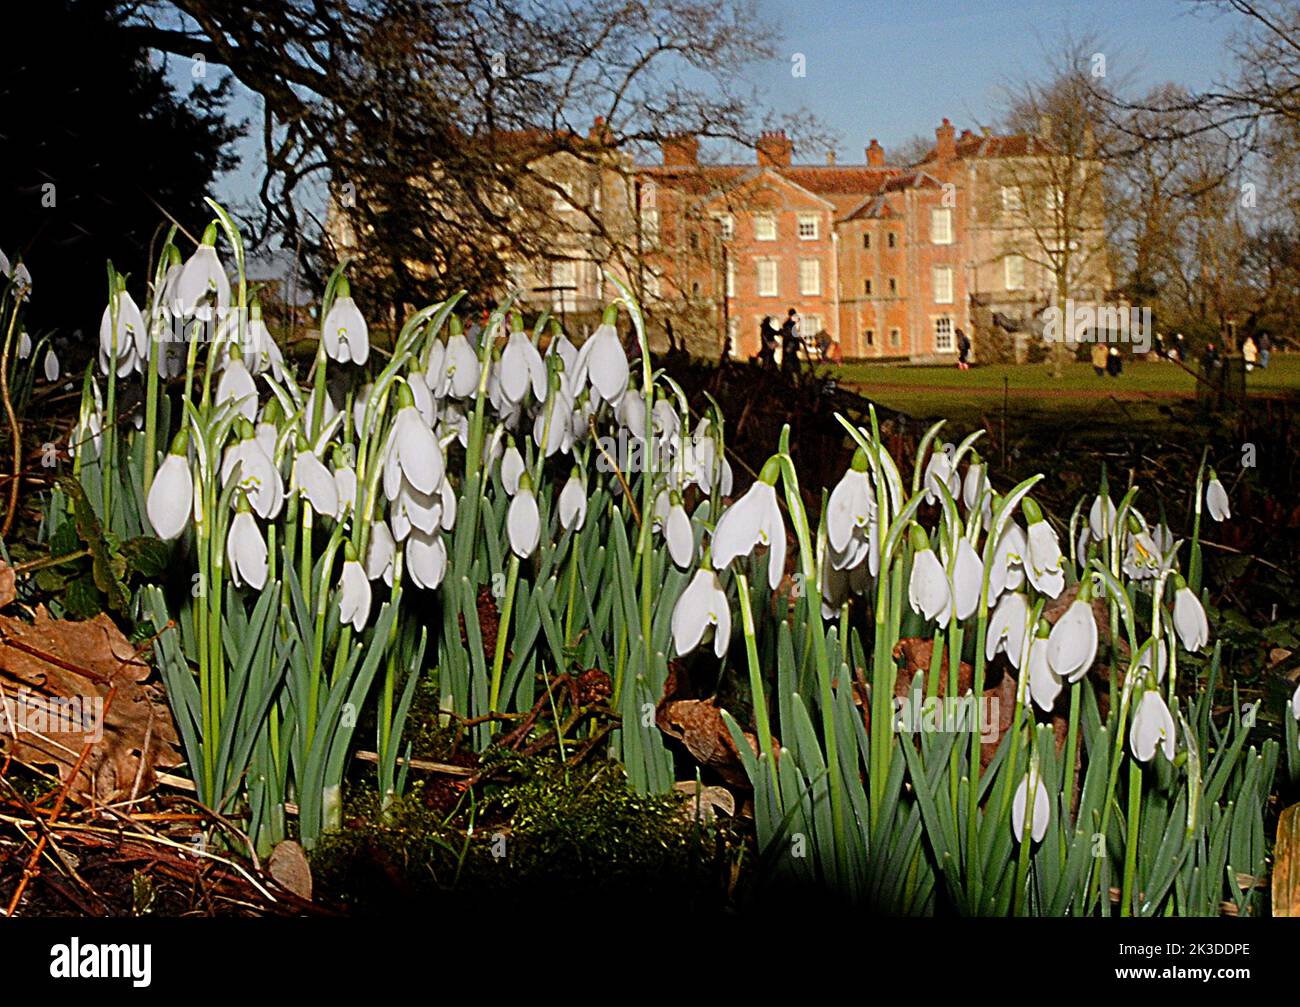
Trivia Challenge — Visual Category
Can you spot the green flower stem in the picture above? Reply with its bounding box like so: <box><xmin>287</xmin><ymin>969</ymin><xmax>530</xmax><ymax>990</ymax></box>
<box><xmin>1060</xmin><ymin>679</ymin><xmax>1082</xmax><ymax>859</ymax></box>
<box><xmin>488</xmin><ymin>555</ymin><xmax>521</xmax><ymax>715</ymax></box>
<box><xmin>735</xmin><ymin>571</ymin><xmax>778</xmax><ymax>795</ymax></box>
<box><xmin>144</xmin><ymin>321</ymin><xmax>161</xmax><ymax>490</ymax></box>
<box><xmin>1120</xmin><ymin>757</ymin><xmax>1142</xmax><ymax>916</ymax></box>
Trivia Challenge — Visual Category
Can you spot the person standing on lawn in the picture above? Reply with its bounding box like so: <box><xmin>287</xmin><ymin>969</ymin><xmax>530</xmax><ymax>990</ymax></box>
<box><xmin>1091</xmin><ymin>342</ymin><xmax>1108</xmax><ymax>376</ymax></box>
<box><xmin>1258</xmin><ymin>331</ymin><xmax>1271</xmax><ymax>369</ymax></box>
<box><xmin>780</xmin><ymin>308</ymin><xmax>802</xmax><ymax>376</ymax></box>
<box><xmin>1243</xmin><ymin>334</ymin><xmax>1258</xmax><ymax>372</ymax></box>
<box><xmin>757</xmin><ymin>316</ymin><xmax>777</xmax><ymax>370</ymax></box>
<box><xmin>956</xmin><ymin>329</ymin><xmax>971</xmax><ymax>370</ymax></box>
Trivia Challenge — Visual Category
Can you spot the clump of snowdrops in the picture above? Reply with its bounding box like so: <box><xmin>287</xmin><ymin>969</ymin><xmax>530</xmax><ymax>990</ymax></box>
<box><xmin>44</xmin><ymin>202</ymin><xmax>1298</xmax><ymax>913</ymax></box>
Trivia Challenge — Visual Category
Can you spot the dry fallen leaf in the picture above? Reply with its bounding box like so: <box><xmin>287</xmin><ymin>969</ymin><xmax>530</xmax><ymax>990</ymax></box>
<box><xmin>673</xmin><ymin>780</ymin><xmax>735</xmax><ymax>824</ymax></box>
<box><xmin>0</xmin><ymin>606</ymin><xmax>181</xmax><ymax>804</ymax></box>
<box><xmin>268</xmin><ymin>840</ymin><xmax>313</xmax><ymax>900</ymax></box>
<box><xmin>0</xmin><ymin>560</ymin><xmax>15</xmax><ymax>608</ymax></box>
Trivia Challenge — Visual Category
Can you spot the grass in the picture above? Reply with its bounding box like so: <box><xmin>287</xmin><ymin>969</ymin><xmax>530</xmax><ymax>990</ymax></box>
<box><xmin>819</xmin><ymin>354</ymin><xmax>1300</xmax><ymax>427</ymax></box>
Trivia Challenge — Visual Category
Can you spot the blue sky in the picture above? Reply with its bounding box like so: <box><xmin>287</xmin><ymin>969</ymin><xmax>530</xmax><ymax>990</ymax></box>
<box><xmin>196</xmin><ymin>0</ymin><xmax>1244</xmax><ymax>219</ymax></box>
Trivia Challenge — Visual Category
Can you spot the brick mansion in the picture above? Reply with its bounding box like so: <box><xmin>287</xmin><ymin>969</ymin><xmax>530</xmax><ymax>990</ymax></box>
<box><xmin>502</xmin><ymin>115</ymin><xmax>1112</xmax><ymax>363</ymax></box>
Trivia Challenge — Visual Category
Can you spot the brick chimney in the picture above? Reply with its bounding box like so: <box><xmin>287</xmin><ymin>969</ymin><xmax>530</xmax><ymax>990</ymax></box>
<box><xmin>935</xmin><ymin>118</ymin><xmax>956</xmax><ymax>160</ymax></box>
<box><xmin>756</xmin><ymin>130</ymin><xmax>793</xmax><ymax>167</ymax></box>
<box><xmin>660</xmin><ymin>133</ymin><xmax>699</xmax><ymax>166</ymax></box>
<box><xmin>826</xmin><ymin>150</ymin><xmax>837</xmax><ymax>165</ymax></box>
<box><xmin>866</xmin><ymin>138</ymin><xmax>885</xmax><ymax>167</ymax></box>
<box><xmin>588</xmin><ymin>115</ymin><xmax>612</xmax><ymax>144</ymax></box>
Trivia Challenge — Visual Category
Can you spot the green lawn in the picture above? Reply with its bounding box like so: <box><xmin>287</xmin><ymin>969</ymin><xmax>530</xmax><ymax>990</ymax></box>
<box><xmin>820</xmin><ymin>354</ymin><xmax>1300</xmax><ymax>425</ymax></box>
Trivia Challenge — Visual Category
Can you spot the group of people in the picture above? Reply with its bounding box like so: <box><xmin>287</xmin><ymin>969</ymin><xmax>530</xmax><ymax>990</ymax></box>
<box><xmin>1242</xmin><ymin>332</ymin><xmax>1271</xmax><ymax>371</ymax></box>
<box><xmin>757</xmin><ymin>308</ymin><xmax>837</xmax><ymax>372</ymax></box>
<box><xmin>1090</xmin><ymin>342</ymin><xmax>1125</xmax><ymax>377</ymax></box>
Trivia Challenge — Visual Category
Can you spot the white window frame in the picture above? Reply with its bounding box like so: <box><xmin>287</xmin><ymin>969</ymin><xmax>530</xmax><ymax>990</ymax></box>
<box><xmin>797</xmin><ymin>213</ymin><xmax>820</xmax><ymax>240</ymax></box>
<box><xmin>1001</xmin><ymin>185</ymin><xmax>1022</xmax><ymax>213</ymax></box>
<box><xmin>756</xmin><ymin>259</ymin><xmax>778</xmax><ymax>297</ymax></box>
<box><xmin>804</xmin><ymin>314</ymin><xmax>823</xmax><ymax>337</ymax></box>
<box><xmin>715</xmin><ymin>213</ymin><xmax>735</xmax><ymax>240</ymax></box>
<box><xmin>799</xmin><ymin>258</ymin><xmax>821</xmax><ymax>296</ymax></box>
<box><xmin>1004</xmin><ymin>254</ymin><xmax>1025</xmax><ymax>291</ymax></box>
<box><xmin>726</xmin><ymin>258</ymin><xmax>736</xmax><ymax>297</ymax></box>
<box><xmin>551</xmin><ymin>260</ymin><xmax>577</xmax><ymax>311</ymax></box>
<box><xmin>933</xmin><ymin>316</ymin><xmax>955</xmax><ymax>353</ymax></box>
<box><xmin>930</xmin><ymin>207</ymin><xmax>953</xmax><ymax>245</ymax></box>
<box><xmin>889</xmin><ymin>327</ymin><xmax>901</xmax><ymax>348</ymax></box>
<box><xmin>754</xmin><ymin>214</ymin><xmax>776</xmax><ymax>241</ymax></box>
<box><xmin>933</xmin><ymin>266</ymin><xmax>954</xmax><ymax>304</ymax></box>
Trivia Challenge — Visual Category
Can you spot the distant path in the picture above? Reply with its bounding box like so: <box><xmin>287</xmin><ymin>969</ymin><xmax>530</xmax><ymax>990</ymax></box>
<box><xmin>842</xmin><ymin>381</ymin><xmax>1193</xmax><ymax>401</ymax></box>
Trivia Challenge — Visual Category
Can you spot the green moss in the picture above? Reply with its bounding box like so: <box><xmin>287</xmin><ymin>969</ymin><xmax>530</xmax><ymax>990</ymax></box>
<box><xmin>312</xmin><ymin>755</ymin><xmax>739</xmax><ymax>914</ymax></box>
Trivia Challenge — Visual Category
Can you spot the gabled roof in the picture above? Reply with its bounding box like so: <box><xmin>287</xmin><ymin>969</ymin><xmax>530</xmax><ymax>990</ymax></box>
<box><xmin>917</xmin><ymin>132</ymin><xmax>1057</xmax><ymax>164</ymax></box>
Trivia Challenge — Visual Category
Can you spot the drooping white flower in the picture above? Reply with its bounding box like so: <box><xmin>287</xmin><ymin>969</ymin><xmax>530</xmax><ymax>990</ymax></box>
<box><xmin>390</xmin><ymin>481</ymin><xmax>443</xmax><ymax>542</ymax></box>
<box><xmin>215</xmin><ymin>354</ymin><xmax>259</xmax><ymax>421</ymax></box>
<box><xmin>1291</xmin><ymin>683</ymin><xmax>1300</xmax><ymax>723</ymax></box>
<box><xmin>559</xmin><ymin>470</ymin><xmax>588</xmax><ymax>531</ymax></box>
<box><xmin>573</xmin><ymin>319</ymin><xmax>628</xmax><ymax>406</ymax></box>
<box><xmin>292</xmin><ymin>448</ymin><xmax>339</xmax><ymax>516</ymax></box>
<box><xmin>405</xmin><ymin>528</ymin><xmax>448</xmax><ymax>590</ymax></box>
<box><xmin>227</xmin><ymin>508</ymin><xmax>268</xmax><ymax>590</ymax></box>
<box><xmin>500</xmin><ymin>441</ymin><xmax>525</xmax><ymax>496</ymax></box>
<box><xmin>907</xmin><ymin>529</ymin><xmax>952</xmax><ymax>624</ymax></box>
<box><xmin>1089</xmin><ymin>492</ymin><xmax>1116</xmax><ymax>541</ymax></box>
<box><xmin>333</xmin><ymin>465</ymin><xmax>357</xmax><ymax>519</ymax></box>
<box><xmin>1122</xmin><ymin>528</ymin><xmax>1162</xmax><ymax>581</ymax></box>
<box><xmin>710</xmin><ymin>471</ymin><xmax>785</xmax><ymax>590</ymax></box>
<box><xmin>438</xmin><ymin>327</ymin><xmax>481</xmax><ymax>399</ymax></box>
<box><xmin>1023</xmin><ymin>501</ymin><xmax>1065</xmax><ymax>598</ymax></box>
<box><xmin>16</xmin><ymin>330</ymin><xmax>30</xmax><ymax>361</ymax></box>
<box><xmin>1133</xmin><ymin>637</ymin><xmax>1168</xmax><ymax>684</ymax></box>
<box><xmin>1130</xmin><ymin>689</ymin><xmax>1176</xmax><ymax>763</ymax></box>
<box><xmin>507</xmin><ymin>478</ymin><xmax>540</xmax><ymax>559</ymax></box>
<box><xmin>989</xmin><ymin>522</ymin><xmax>1026</xmax><ymax>601</ymax></box>
<box><xmin>1027</xmin><ymin>634</ymin><xmax>1061</xmax><ymax>712</ymax></box>
<box><xmin>146</xmin><ymin>445</ymin><xmax>193</xmax><ymax>541</ymax></box>
<box><xmin>986</xmin><ymin>590</ymin><xmax>1030</xmax><ymax>667</ymax></box>
<box><xmin>922</xmin><ymin>447</ymin><xmax>959</xmax><ymax>505</ymax></box>
<box><xmin>338</xmin><ymin>557</ymin><xmax>371</xmax><ymax>632</ymax></box>
<box><xmin>1172</xmin><ymin>578</ymin><xmax>1209</xmax><ymax>652</ymax></box>
<box><xmin>383</xmin><ymin>396</ymin><xmax>444</xmax><ymax>498</ymax></box>
<box><xmin>1011</xmin><ymin>765</ymin><xmax>1050</xmax><ymax>843</ymax></box>
<box><xmin>321</xmin><ymin>281</ymin><xmax>369</xmax><ymax>365</ymax></box>
<box><xmin>1206</xmin><ymin>472</ymin><xmax>1230</xmax><ymax>522</ymax></box>
<box><xmin>98</xmin><ymin>288</ymin><xmax>148</xmax><ymax>376</ymax></box>
<box><xmin>11</xmin><ymin>262</ymin><xmax>32</xmax><ymax>301</ymax></box>
<box><xmin>1047</xmin><ymin>593</ymin><xmax>1098</xmax><ymax>682</ymax></box>
<box><xmin>666</xmin><ymin>498</ymin><xmax>694</xmax><ymax>569</ymax></box>
<box><xmin>827</xmin><ymin>453</ymin><xmax>875</xmax><ymax>555</ymax></box>
<box><xmin>547</xmin><ymin>325</ymin><xmax>578</xmax><ymax>372</ymax></box>
<box><xmin>962</xmin><ymin>457</ymin><xmax>987</xmax><ymax>512</ymax></box>
<box><xmin>43</xmin><ymin>347</ymin><xmax>60</xmax><ymax>382</ymax></box>
<box><xmin>365</xmin><ymin>521</ymin><xmax>396</xmax><ymax>586</ymax></box>
<box><xmin>671</xmin><ymin>566</ymin><xmax>731</xmax><ymax>658</ymax></box>
<box><xmin>951</xmin><ymin>535</ymin><xmax>984</xmax><ymax>621</ymax></box>
<box><xmin>500</xmin><ymin>323</ymin><xmax>547</xmax><ymax>405</ymax></box>
<box><xmin>222</xmin><ymin>433</ymin><xmax>284</xmax><ymax>520</ymax></box>
<box><xmin>175</xmin><ymin>237</ymin><xmax>230</xmax><ymax>319</ymax></box>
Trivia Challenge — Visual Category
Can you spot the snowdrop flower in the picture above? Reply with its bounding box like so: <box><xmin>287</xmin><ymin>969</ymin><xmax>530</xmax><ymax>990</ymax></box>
<box><xmin>215</xmin><ymin>348</ymin><xmax>259</xmax><ymax>421</ymax></box>
<box><xmin>0</xmin><ymin>249</ymin><xmax>8</xmax><ymax>279</ymax></box>
<box><xmin>332</xmin><ymin>461</ymin><xmax>357</xmax><ymax>519</ymax></box>
<box><xmin>365</xmin><ymin>521</ymin><xmax>396</xmax><ymax>586</ymax></box>
<box><xmin>989</xmin><ymin>521</ymin><xmax>1026</xmax><ymax>601</ymax></box>
<box><xmin>292</xmin><ymin>444</ymin><xmax>339</xmax><ymax>516</ymax></box>
<box><xmin>559</xmin><ymin>469</ymin><xmax>587</xmax><ymax>531</ymax></box>
<box><xmin>245</xmin><ymin>303</ymin><xmax>286</xmax><ymax>380</ymax></box>
<box><xmin>962</xmin><ymin>454</ymin><xmax>986</xmax><ymax>510</ymax></box>
<box><xmin>11</xmin><ymin>262</ymin><xmax>31</xmax><ymax>301</ymax></box>
<box><xmin>1027</xmin><ymin>631</ymin><xmax>1060</xmax><ymax>712</ymax></box>
<box><xmin>390</xmin><ymin>482</ymin><xmax>443</xmax><ymax>541</ymax></box>
<box><xmin>337</xmin><ymin>548</ymin><xmax>371</xmax><ymax>632</ymax></box>
<box><xmin>1122</xmin><ymin>523</ymin><xmax>1162</xmax><ymax>581</ymax></box>
<box><xmin>16</xmin><ymin>330</ymin><xmax>30</xmax><ymax>361</ymax></box>
<box><xmin>1011</xmin><ymin>765</ymin><xmax>1050</xmax><ymax>844</ymax></box>
<box><xmin>827</xmin><ymin>450</ymin><xmax>875</xmax><ymax>556</ymax></box>
<box><xmin>320</xmin><ymin>277</ymin><xmax>369</xmax><ymax>365</ymax></box>
<box><xmin>383</xmin><ymin>386</ymin><xmax>444</xmax><ymax>499</ymax></box>
<box><xmin>1022</xmin><ymin>498</ymin><xmax>1064</xmax><ymax>598</ymax></box>
<box><xmin>405</xmin><ymin>528</ymin><xmax>448</xmax><ymax>590</ymax></box>
<box><xmin>437</xmin><ymin>320</ymin><xmax>481</xmax><ymax>399</ymax></box>
<box><xmin>500</xmin><ymin>318</ymin><xmax>546</xmax><ymax>405</ymax></box>
<box><xmin>665</xmin><ymin>493</ymin><xmax>694</xmax><ymax>569</ymax></box>
<box><xmin>1291</xmin><ymin>683</ymin><xmax>1300</xmax><ymax>724</ymax></box>
<box><xmin>986</xmin><ymin>590</ymin><xmax>1030</xmax><ymax>667</ymax></box>
<box><xmin>500</xmin><ymin>439</ymin><xmax>525</xmax><ymax>496</ymax></box>
<box><xmin>507</xmin><ymin>474</ymin><xmax>540</xmax><ymax>559</ymax></box>
<box><xmin>671</xmin><ymin>564</ymin><xmax>731</xmax><ymax>658</ymax></box>
<box><xmin>146</xmin><ymin>435</ymin><xmax>194</xmax><ymax>541</ymax></box>
<box><xmin>710</xmin><ymin>461</ymin><xmax>785</xmax><ymax>589</ymax></box>
<box><xmin>573</xmin><ymin>309</ymin><xmax>628</xmax><ymax>406</ymax></box>
<box><xmin>221</xmin><ymin>425</ymin><xmax>284</xmax><ymax>520</ymax></box>
<box><xmin>922</xmin><ymin>445</ymin><xmax>959</xmax><ymax>505</ymax></box>
<box><xmin>227</xmin><ymin>504</ymin><xmax>268</xmax><ymax>590</ymax></box>
<box><xmin>1130</xmin><ymin>689</ymin><xmax>1176</xmax><ymax>763</ymax></box>
<box><xmin>1047</xmin><ymin>584</ymin><xmax>1098</xmax><ymax>682</ymax></box>
<box><xmin>1171</xmin><ymin>576</ymin><xmax>1209</xmax><ymax>652</ymax></box>
<box><xmin>547</xmin><ymin>322</ymin><xmax>578</xmax><ymax>372</ymax></box>
<box><xmin>951</xmin><ymin>535</ymin><xmax>984</xmax><ymax>621</ymax></box>
<box><xmin>175</xmin><ymin>226</ymin><xmax>230</xmax><ymax>319</ymax></box>
<box><xmin>1205</xmin><ymin>470</ymin><xmax>1230</xmax><ymax>522</ymax></box>
<box><xmin>43</xmin><ymin>347</ymin><xmax>60</xmax><ymax>382</ymax></box>
<box><xmin>98</xmin><ymin>286</ymin><xmax>148</xmax><ymax>376</ymax></box>
<box><xmin>1089</xmin><ymin>491</ymin><xmax>1116</xmax><ymax>541</ymax></box>
<box><xmin>907</xmin><ymin>526</ymin><xmax>952</xmax><ymax>624</ymax></box>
